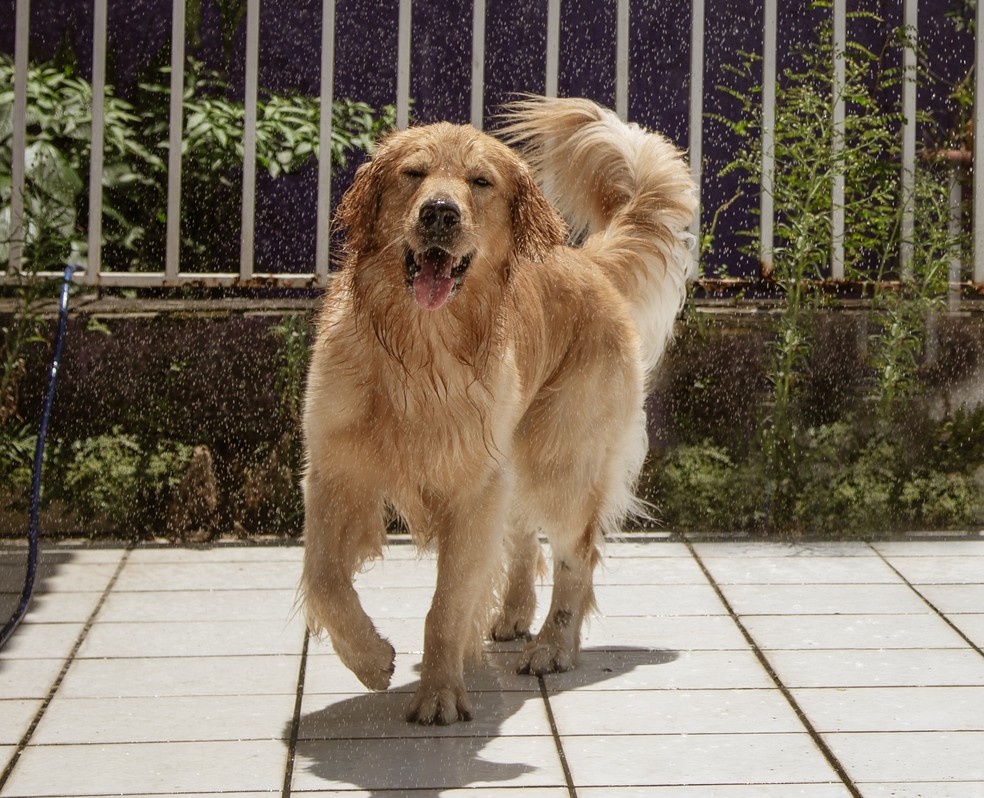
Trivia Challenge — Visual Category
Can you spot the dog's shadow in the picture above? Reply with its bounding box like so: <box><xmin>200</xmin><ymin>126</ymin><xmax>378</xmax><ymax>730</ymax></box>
<box><xmin>290</xmin><ymin>644</ymin><xmax>678</xmax><ymax>794</ymax></box>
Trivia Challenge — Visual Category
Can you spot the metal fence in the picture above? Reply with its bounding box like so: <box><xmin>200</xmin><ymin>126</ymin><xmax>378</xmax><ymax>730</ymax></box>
<box><xmin>4</xmin><ymin>0</ymin><xmax>984</xmax><ymax>292</ymax></box>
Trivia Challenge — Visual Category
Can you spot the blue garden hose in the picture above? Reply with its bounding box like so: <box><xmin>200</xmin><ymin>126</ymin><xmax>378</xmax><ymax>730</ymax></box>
<box><xmin>0</xmin><ymin>264</ymin><xmax>76</xmax><ymax>649</ymax></box>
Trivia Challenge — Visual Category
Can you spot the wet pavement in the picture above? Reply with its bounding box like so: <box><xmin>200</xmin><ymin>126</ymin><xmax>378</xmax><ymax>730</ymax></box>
<box><xmin>1</xmin><ymin>536</ymin><xmax>983</xmax><ymax>797</ymax></box>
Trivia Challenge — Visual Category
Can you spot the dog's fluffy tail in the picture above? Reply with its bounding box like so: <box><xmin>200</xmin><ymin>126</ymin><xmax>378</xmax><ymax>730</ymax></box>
<box><xmin>500</xmin><ymin>96</ymin><xmax>697</xmax><ymax>376</ymax></box>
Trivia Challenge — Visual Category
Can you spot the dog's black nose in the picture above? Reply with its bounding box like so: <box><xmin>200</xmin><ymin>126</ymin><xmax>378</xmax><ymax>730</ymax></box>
<box><xmin>418</xmin><ymin>198</ymin><xmax>460</xmax><ymax>236</ymax></box>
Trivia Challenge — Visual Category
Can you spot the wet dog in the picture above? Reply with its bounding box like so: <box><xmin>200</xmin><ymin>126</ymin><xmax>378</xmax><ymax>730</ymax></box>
<box><xmin>301</xmin><ymin>96</ymin><xmax>695</xmax><ymax>724</ymax></box>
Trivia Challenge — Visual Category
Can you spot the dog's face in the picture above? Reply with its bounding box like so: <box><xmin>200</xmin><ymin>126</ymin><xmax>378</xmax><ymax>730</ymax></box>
<box><xmin>336</xmin><ymin>123</ymin><xmax>565</xmax><ymax>311</ymax></box>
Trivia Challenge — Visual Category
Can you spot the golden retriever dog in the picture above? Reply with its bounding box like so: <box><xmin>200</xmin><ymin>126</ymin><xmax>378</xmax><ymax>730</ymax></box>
<box><xmin>301</xmin><ymin>96</ymin><xmax>696</xmax><ymax>725</ymax></box>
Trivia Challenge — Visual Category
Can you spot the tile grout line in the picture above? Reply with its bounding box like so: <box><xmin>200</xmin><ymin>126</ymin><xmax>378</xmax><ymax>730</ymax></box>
<box><xmin>866</xmin><ymin>542</ymin><xmax>984</xmax><ymax>659</ymax></box>
<box><xmin>684</xmin><ymin>540</ymin><xmax>864</xmax><ymax>798</ymax></box>
<box><xmin>280</xmin><ymin>628</ymin><xmax>310</xmax><ymax>798</ymax></box>
<box><xmin>0</xmin><ymin>544</ymin><xmax>134</xmax><ymax>792</ymax></box>
<box><xmin>537</xmin><ymin>674</ymin><xmax>578</xmax><ymax>798</ymax></box>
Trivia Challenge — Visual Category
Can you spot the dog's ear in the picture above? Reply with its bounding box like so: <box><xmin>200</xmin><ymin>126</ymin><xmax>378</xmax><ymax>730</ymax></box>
<box><xmin>334</xmin><ymin>154</ymin><xmax>387</xmax><ymax>254</ymax></box>
<box><xmin>511</xmin><ymin>165</ymin><xmax>566</xmax><ymax>263</ymax></box>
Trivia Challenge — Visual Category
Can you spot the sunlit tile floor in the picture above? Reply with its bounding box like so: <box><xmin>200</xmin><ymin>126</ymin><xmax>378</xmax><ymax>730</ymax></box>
<box><xmin>2</xmin><ymin>535</ymin><xmax>984</xmax><ymax>797</ymax></box>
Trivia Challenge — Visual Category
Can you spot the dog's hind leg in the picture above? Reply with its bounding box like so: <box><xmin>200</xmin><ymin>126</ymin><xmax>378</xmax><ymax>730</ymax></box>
<box><xmin>491</xmin><ymin>525</ymin><xmax>542</xmax><ymax>641</ymax></box>
<box><xmin>301</xmin><ymin>467</ymin><xmax>394</xmax><ymax>691</ymax></box>
<box><xmin>519</xmin><ymin>519</ymin><xmax>600</xmax><ymax>675</ymax></box>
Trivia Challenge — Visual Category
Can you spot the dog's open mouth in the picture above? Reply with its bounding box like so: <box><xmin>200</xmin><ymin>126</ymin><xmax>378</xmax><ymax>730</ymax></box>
<box><xmin>404</xmin><ymin>247</ymin><xmax>472</xmax><ymax>310</ymax></box>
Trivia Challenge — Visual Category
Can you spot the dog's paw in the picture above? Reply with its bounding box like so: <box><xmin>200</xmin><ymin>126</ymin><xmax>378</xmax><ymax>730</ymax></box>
<box><xmin>406</xmin><ymin>682</ymin><xmax>474</xmax><ymax>726</ymax></box>
<box><xmin>517</xmin><ymin>636</ymin><xmax>576</xmax><ymax>675</ymax></box>
<box><xmin>490</xmin><ymin>614</ymin><xmax>532</xmax><ymax>642</ymax></box>
<box><xmin>336</xmin><ymin>634</ymin><xmax>396</xmax><ymax>692</ymax></box>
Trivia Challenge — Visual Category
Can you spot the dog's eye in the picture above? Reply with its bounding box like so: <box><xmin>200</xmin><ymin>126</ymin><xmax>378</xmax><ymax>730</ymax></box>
<box><xmin>403</xmin><ymin>169</ymin><xmax>426</xmax><ymax>180</ymax></box>
<box><xmin>472</xmin><ymin>176</ymin><xmax>492</xmax><ymax>188</ymax></box>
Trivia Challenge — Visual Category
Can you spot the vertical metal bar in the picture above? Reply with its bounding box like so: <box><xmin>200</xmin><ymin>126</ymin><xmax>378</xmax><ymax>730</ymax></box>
<box><xmin>471</xmin><ymin>0</ymin><xmax>486</xmax><ymax>129</ymax></box>
<box><xmin>165</xmin><ymin>0</ymin><xmax>187</xmax><ymax>280</ymax></box>
<box><xmin>687</xmin><ymin>0</ymin><xmax>704</xmax><ymax>276</ymax></box>
<box><xmin>546</xmin><ymin>0</ymin><xmax>561</xmax><ymax>98</ymax></box>
<box><xmin>239</xmin><ymin>0</ymin><xmax>260</xmax><ymax>281</ymax></box>
<box><xmin>8</xmin><ymin>0</ymin><xmax>30</xmax><ymax>274</ymax></box>
<box><xmin>831</xmin><ymin>0</ymin><xmax>846</xmax><ymax>281</ymax></box>
<box><xmin>315</xmin><ymin>0</ymin><xmax>336</xmax><ymax>284</ymax></box>
<box><xmin>615</xmin><ymin>0</ymin><xmax>629</xmax><ymax>121</ymax></box>
<box><xmin>87</xmin><ymin>0</ymin><xmax>108</xmax><ymax>283</ymax></box>
<box><xmin>974</xmin><ymin>0</ymin><xmax>984</xmax><ymax>284</ymax></box>
<box><xmin>397</xmin><ymin>0</ymin><xmax>412</xmax><ymax>130</ymax></box>
<box><xmin>949</xmin><ymin>165</ymin><xmax>963</xmax><ymax>310</ymax></box>
<box><xmin>900</xmin><ymin>0</ymin><xmax>917</xmax><ymax>278</ymax></box>
<box><xmin>759</xmin><ymin>0</ymin><xmax>777</xmax><ymax>273</ymax></box>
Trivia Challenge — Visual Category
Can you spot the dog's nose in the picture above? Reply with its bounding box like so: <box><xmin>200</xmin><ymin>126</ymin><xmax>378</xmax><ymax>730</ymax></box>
<box><xmin>418</xmin><ymin>198</ymin><xmax>460</xmax><ymax>236</ymax></box>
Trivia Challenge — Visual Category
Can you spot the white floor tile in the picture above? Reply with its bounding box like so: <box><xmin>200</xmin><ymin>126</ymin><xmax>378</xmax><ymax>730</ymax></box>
<box><xmin>58</xmin><ymin>654</ymin><xmax>301</xmax><ymax>698</ymax></box>
<box><xmin>602</xmin><ymin>541</ymin><xmax>694</xmax><ymax>557</ymax></box>
<box><xmin>793</xmin><ymin>686</ymin><xmax>984</xmax><ymax>732</ymax></box>
<box><xmin>858</xmin><ymin>782</ymin><xmax>984</xmax><ymax>798</ymax></box>
<box><xmin>76</xmin><ymin>618</ymin><xmax>305</xmax><ymax>658</ymax></box>
<box><xmin>951</xmin><ymin>614</ymin><xmax>984</xmax><ymax>648</ymax></box>
<box><xmin>15</xmin><ymin>590</ymin><xmax>104</xmax><ymax>623</ymax></box>
<box><xmin>593</xmin><ymin>557</ymin><xmax>710</xmax><ymax>585</ymax></box>
<box><xmin>825</xmin><ymin>731</ymin><xmax>984</xmax><ymax>783</ymax></box>
<box><xmin>3</xmin><ymin>740</ymin><xmax>288</xmax><ymax>796</ymax></box>
<box><xmin>291</xmin><ymin>791</ymin><xmax>569</xmax><ymax>798</ymax></box>
<box><xmin>0</xmin><ymin>622</ymin><xmax>81</xmax><ymax>660</ymax></box>
<box><xmin>97</xmin><ymin>588</ymin><xmax>298</xmax><ymax>622</ymax></box>
<box><xmin>549</xmin><ymin>688</ymin><xmax>802</xmax><ymax>735</ymax></box>
<box><xmin>595</xmin><ymin>584</ymin><xmax>728</xmax><ymax>616</ymax></box>
<box><xmin>580</xmin><ymin>614</ymin><xmax>748</xmax><ymax>650</ymax></box>
<box><xmin>882</xmin><ymin>556</ymin><xmax>984</xmax><ymax>585</ymax></box>
<box><xmin>0</xmin><ymin>698</ymin><xmax>39</xmax><ymax>744</ymax></box>
<box><xmin>743</xmin><ymin>613</ymin><xmax>968</xmax><ymax>650</ymax></box>
<box><xmin>299</xmin><ymin>689</ymin><xmax>550</xmax><ymax>738</ymax></box>
<box><xmin>694</xmin><ymin>542</ymin><xmax>873</xmax><ymax>558</ymax></box>
<box><xmin>767</xmin><ymin>649</ymin><xmax>984</xmax><ymax>688</ymax></box>
<box><xmin>577</xmin><ymin>787</ymin><xmax>854</xmax><ymax>798</ymax></box>
<box><xmin>918</xmin><ymin>584</ymin><xmax>984</xmax><ymax>614</ymax></box>
<box><xmin>128</xmin><ymin>544</ymin><xmax>302</xmax><ymax>564</ymax></box>
<box><xmin>720</xmin><ymin>583</ymin><xmax>930</xmax><ymax>616</ymax></box>
<box><xmin>112</xmin><ymin>560</ymin><xmax>301</xmax><ymax>592</ymax></box>
<box><xmin>1</xmin><ymin>558</ymin><xmax>121</xmax><ymax>593</ymax></box>
<box><xmin>31</xmin><ymin>693</ymin><xmax>295</xmax><ymax>744</ymax></box>
<box><xmin>292</xmin><ymin>734</ymin><xmax>565</xmax><ymax>791</ymax></box>
<box><xmin>699</xmin><ymin>556</ymin><xmax>900</xmax><ymax>585</ymax></box>
<box><xmin>0</xmin><ymin>658</ymin><xmax>63</xmax><ymax>699</ymax></box>
<box><xmin>545</xmin><ymin>648</ymin><xmax>776</xmax><ymax>692</ymax></box>
<box><xmin>561</xmin><ymin>733</ymin><xmax>839</xmax><ymax>786</ymax></box>
<box><xmin>872</xmin><ymin>541</ymin><xmax>984</xmax><ymax>557</ymax></box>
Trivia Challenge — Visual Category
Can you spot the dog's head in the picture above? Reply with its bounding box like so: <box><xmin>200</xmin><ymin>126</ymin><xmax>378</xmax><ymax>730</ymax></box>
<box><xmin>335</xmin><ymin>122</ymin><xmax>565</xmax><ymax>311</ymax></box>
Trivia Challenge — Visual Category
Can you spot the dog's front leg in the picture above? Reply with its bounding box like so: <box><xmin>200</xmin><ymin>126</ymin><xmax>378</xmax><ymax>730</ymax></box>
<box><xmin>406</xmin><ymin>480</ymin><xmax>506</xmax><ymax>725</ymax></box>
<box><xmin>302</xmin><ymin>467</ymin><xmax>394</xmax><ymax>691</ymax></box>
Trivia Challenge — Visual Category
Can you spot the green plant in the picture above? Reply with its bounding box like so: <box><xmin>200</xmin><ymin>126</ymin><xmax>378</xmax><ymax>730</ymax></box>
<box><xmin>708</xmin><ymin>9</ymin><xmax>962</xmax><ymax>531</ymax></box>
<box><xmin>0</xmin><ymin>52</ymin><xmax>397</xmax><ymax>275</ymax></box>
<box><xmin>51</xmin><ymin>430</ymin><xmax>193</xmax><ymax>531</ymax></box>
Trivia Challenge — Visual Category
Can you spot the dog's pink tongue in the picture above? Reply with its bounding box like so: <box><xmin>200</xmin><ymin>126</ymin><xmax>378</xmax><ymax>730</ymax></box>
<box><xmin>413</xmin><ymin>250</ymin><xmax>455</xmax><ymax>310</ymax></box>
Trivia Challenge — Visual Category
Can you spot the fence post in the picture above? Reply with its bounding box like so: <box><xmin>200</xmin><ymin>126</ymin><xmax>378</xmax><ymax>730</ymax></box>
<box><xmin>315</xmin><ymin>0</ymin><xmax>336</xmax><ymax>283</ymax></box>
<box><xmin>688</xmin><ymin>0</ymin><xmax>704</xmax><ymax>278</ymax></box>
<box><xmin>85</xmin><ymin>0</ymin><xmax>108</xmax><ymax>284</ymax></box>
<box><xmin>900</xmin><ymin>0</ymin><xmax>917</xmax><ymax>279</ymax></box>
<box><xmin>471</xmin><ymin>0</ymin><xmax>486</xmax><ymax>129</ymax></box>
<box><xmin>397</xmin><ymin>0</ymin><xmax>412</xmax><ymax>130</ymax></box>
<box><xmin>831</xmin><ymin>0</ymin><xmax>845</xmax><ymax>282</ymax></box>
<box><xmin>759</xmin><ymin>0</ymin><xmax>777</xmax><ymax>274</ymax></box>
<box><xmin>165</xmin><ymin>0</ymin><xmax>187</xmax><ymax>281</ymax></box>
<box><xmin>616</xmin><ymin>0</ymin><xmax>629</xmax><ymax>121</ymax></box>
<box><xmin>8</xmin><ymin>0</ymin><xmax>30</xmax><ymax>275</ymax></box>
<box><xmin>239</xmin><ymin>0</ymin><xmax>261</xmax><ymax>282</ymax></box>
<box><xmin>546</xmin><ymin>0</ymin><xmax>561</xmax><ymax>98</ymax></box>
<box><xmin>975</xmin><ymin>0</ymin><xmax>984</xmax><ymax>284</ymax></box>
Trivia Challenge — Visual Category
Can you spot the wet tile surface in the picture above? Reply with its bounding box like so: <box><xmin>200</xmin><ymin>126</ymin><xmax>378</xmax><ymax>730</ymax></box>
<box><xmin>0</xmin><ymin>538</ymin><xmax>982</xmax><ymax>796</ymax></box>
